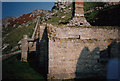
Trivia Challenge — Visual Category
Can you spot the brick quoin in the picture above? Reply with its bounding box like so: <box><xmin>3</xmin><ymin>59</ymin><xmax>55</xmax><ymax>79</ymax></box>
<box><xmin>75</xmin><ymin>0</ymin><xmax>83</xmax><ymax>4</ymax></box>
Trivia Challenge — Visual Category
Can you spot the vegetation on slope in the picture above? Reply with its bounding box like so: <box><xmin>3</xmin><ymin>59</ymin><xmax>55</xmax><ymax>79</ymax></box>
<box><xmin>2</xmin><ymin>24</ymin><xmax>19</xmax><ymax>37</ymax></box>
<box><xmin>46</xmin><ymin>4</ymin><xmax>73</xmax><ymax>25</ymax></box>
<box><xmin>3</xmin><ymin>22</ymin><xmax>36</xmax><ymax>54</ymax></box>
<box><xmin>2</xmin><ymin>2</ymin><xmax>120</xmax><ymax>80</ymax></box>
<box><xmin>3</xmin><ymin>2</ymin><xmax>120</xmax><ymax>54</ymax></box>
<box><xmin>46</xmin><ymin>2</ymin><xmax>120</xmax><ymax>26</ymax></box>
<box><xmin>84</xmin><ymin>2</ymin><xmax>105</xmax><ymax>12</ymax></box>
<box><xmin>84</xmin><ymin>2</ymin><xmax>120</xmax><ymax>26</ymax></box>
<box><xmin>2</xmin><ymin>54</ymin><xmax>44</xmax><ymax>80</ymax></box>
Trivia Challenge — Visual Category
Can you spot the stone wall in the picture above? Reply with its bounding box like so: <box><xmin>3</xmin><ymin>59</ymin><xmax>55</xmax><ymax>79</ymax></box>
<box><xmin>47</xmin><ymin>26</ymin><xmax>120</xmax><ymax>79</ymax></box>
<box><xmin>54</xmin><ymin>26</ymin><xmax>119</xmax><ymax>39</ymax></box>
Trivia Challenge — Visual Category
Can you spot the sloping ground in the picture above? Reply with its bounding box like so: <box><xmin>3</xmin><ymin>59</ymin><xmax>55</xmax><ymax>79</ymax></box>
<box><xmin>2</xmin><ymin>9</ymin><xmax>47</xmax><ymax>27</ymax></box>
<box><xmin>84</xmin><ymin>2</ymin><xmax>120</xmax><ymax>26</ymax></box>
<box><xmin>46</xmin><ymin>2</ymin><xmax>120</xmax><ymax>26</ymax></box>
<box><xmin>46</xmin><ymin>4</ymin><xmax>73</xmax><ymax>25</ymax></box>
<box><xmin>9</xmin><ymin>13</ymin><xmax>43</xmax><ymax>26</ymax></box>
<box><xmin>84</xmin><ymin>2</ymin><xmax>106</xmax><ymax>12</ymax></box>
<box><xmin>2</xmin><ymin>54</ymin><xmax>45</xmax><ymax>80</ymax></box>
<box><xmin>2</xmin><ymin>9</ymin><xmax>49</xmax><ymax>54</ymax></box>
<box><xmin>2</xmin><ymin>22</ymin><xmax>36</xmax><ymax>54</ymax></box>
<box><xmin>3</xmin><ymin>2</ymin><xmax>120</xmax><ymax>54</ymax></box>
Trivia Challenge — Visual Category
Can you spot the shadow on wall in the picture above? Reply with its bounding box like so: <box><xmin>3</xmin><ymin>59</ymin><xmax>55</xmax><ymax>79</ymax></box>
<box><xmin>72</xmin><ymin>0</ymin><xmax>75</xmax><ymax>18</ymax></box>
<box><xmin>75</xmin><ymin>47</ymin><xmax>102</xmax><ymax>79</ymax></box>
<box><xmin>100</xmin><ymin>41</ymin><xmax>120</xmax><ymax>63</ymax></box>
<box><xmin>75</xmin><ymin>40</ymin><xmax>120</xmax><ymax>80</ymax></box>
<box><xmin>28</xmin><ymin>27</ymin><xmax>49</xmax><ymax>80</ymax></box>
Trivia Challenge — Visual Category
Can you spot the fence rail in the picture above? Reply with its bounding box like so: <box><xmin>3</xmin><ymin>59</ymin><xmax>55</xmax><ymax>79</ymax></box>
<box><xmin>31</xmin><ymin>19</ymin><xmax>39</xmax><ymax>39</ymax></box>
<box><xmin>21</xmin><ymin>18</ymin><xmax>40</xmax><ymax>62</ymax></box>
<box><xmin>2</xmin><ymin>18</ymin><xmax>40</xmax><ymax>61</ymax></box>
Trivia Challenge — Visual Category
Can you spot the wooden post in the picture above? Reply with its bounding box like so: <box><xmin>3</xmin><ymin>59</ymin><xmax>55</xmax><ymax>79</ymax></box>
<box><xmin>21</xmin><ymin>35</ymin><xmax>28</xmax><ymax>62</ymax></box>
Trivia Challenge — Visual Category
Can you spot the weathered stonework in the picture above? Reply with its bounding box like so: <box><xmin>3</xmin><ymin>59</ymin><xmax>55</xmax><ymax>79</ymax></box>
<box><xmin>47</xmin><ymin>25</ymin><xmax>120</xmax><ymax>79</ymax></box>
<box><xmin>20</xmin><ymin>0</ymin><xmax>120</xmax><ymax>79</ymax></box>
<box><xmin>21</xmin><ymin>24</ymin><xmax>120</xmax><ymax>80</ymax></box>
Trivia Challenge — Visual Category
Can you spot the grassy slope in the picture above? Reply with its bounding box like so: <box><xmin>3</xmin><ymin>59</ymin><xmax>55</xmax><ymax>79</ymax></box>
<box><xmin>84</xmin><ymin>2</ymin><xmax>120</xmax><ymax>26</ymax></box>
<box><xmin>84</xmin><ymin>2</ymin><xmax>105</xmax><ymax>12</ymax></box>
<box><xmin>2</xmin><ymin>54</ymin><xmax>45</xmax><ymax>80</ymax></box>
<box><xmin>2</xmin><ymin>24</ymin><xmax>19</xmax><ymax>38</ymax></box>
<box><xmin>2</xmin><ymin>2</ymin><xmax>120</xmax><ymax>80</ymax></box>
<box><xmin>3</xmin><ymin>22</ymin><xmax>36</xmax><ymax>54</ymax></box>
<box><xmin>46</xmin><ymin>2</ymin><xmax>120</xmax><ymax>26</ymax></box>
<box><xmin>46</xmin><ymin>4</ymin><xmax>73</xmax><ymax>25</ymax></box>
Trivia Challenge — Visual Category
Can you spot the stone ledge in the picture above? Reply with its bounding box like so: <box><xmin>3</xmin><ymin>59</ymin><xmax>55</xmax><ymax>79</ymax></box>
<box><xmin>48</xmin><ymin>25</ymin><xmax>119</xmax><ymax>29</ymax></box>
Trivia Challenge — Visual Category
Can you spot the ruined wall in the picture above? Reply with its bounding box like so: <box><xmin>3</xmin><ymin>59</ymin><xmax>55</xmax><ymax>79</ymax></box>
<box><xmin>47</xmin><ymin>26</ymin><xmax>120</xmax><ymax>79</ymax></box>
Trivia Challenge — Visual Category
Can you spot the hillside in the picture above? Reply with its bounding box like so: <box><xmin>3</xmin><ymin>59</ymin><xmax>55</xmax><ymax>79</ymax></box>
<box><xmin>2</xmin><ymin>9</ymin><xmax>50</xmax><ymax>54</ymax></box>
<box><xmin>2</xmin><ymin>2</ymin><xmax>120</xmax><ymax>80</ymax></box>
<box><xmin>84</xmin><ymin>2</ymin><xmax>120</xmax><ymax>26</ymax></box>
<box><xmin>2</xmin><ymin>54</ymin><xmax>45</xmax><ymax>80</ymax></box>
<box><xmin>2</xmin><ymin>2</ymin><xmax>120</xmax><ymax>54</ymax></box>
<box><xmin>46</xmin><ymin>2</ymin><xmax>73</xmax><ymax>25</ymax></box>
<box><xmin>45</xmin><ymin>2</ymin><xmax>120</xmax><ymax>26</ymax></box>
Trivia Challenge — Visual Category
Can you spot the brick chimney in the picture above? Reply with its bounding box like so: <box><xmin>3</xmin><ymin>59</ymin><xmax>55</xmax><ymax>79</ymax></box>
<box><xmin>68</xmin><ymin>0</ymin><xmax>90</xmax><ymax>26</ymax></box>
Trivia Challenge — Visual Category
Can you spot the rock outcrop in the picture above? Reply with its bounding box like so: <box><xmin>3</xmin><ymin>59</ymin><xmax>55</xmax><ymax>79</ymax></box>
<box><xmin>2</xmin><ymin>17</ymin><xmax>17</xmax><ymax>28</ymax></box>
<box><xmin>2</xmin><ymin>9</ymin><xmax>49</xmax><ymax>28</ymax></box>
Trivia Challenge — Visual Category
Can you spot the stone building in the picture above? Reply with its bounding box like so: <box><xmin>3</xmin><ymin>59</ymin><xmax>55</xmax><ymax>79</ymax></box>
<box><xmin>47</xmin><ymin>25</ymin><xmax>120</xmax><ymax>80</ymax></box>
<box><xmin>21</xmin><ymin>0</ymin><xmax>120</xmax><ymax>80</ymax></box>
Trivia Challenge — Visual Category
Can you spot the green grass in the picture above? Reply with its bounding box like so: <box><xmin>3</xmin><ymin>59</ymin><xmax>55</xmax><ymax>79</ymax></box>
<box><xmin>47</xmin><ymin>2</ymin><xmax>106</xmax><ymax>26</ymax></box>
<box><xmin>2</xmin><ymin>24</ymin><xmax>19</xmax><ymax>37</ymax></box>
<box><xmin>3</xmin><ymin>23</ymin><xmax>36</xmax><ymax>54</ymax></box>
<box><xmin>46</xmin><ymin>2</ymin><xmax>120</xmax><ymax>26</ymax></box>
<box><xmin>84</xmin><ymin>3</ymin><xmax>120</xmax><ymax>26</ymax></box>
<box><xmin>84</xmin><ymin>2</ymin><xmax>105</xmax><ymax>12</ymax></box>
<box><xmin>2</xmin><ymin>54</ymin><xmax>45</xmax><ymax>80</ymax></box>
<box><xmin>46</xmin><ymin>4</ymin><xmax>73</xmax><ymax>25</ymax></box>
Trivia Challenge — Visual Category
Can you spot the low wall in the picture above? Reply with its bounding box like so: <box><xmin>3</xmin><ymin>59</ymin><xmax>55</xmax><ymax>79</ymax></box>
<box><xmin>47</xmin><ymin>26</ymin><xmax>120</xmax><ymax>79</ymax></box>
